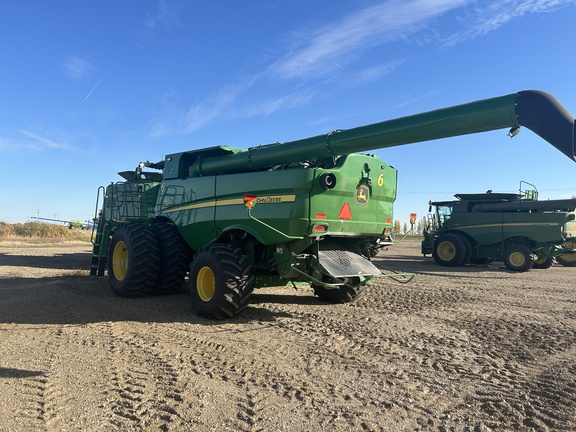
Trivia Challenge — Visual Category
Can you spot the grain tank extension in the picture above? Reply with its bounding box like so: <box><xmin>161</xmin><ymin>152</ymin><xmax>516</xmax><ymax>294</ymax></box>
<box><xmin>90</xmin><ymin>90</ymin><xmax>576</xmax><ymax>319</ymax></box>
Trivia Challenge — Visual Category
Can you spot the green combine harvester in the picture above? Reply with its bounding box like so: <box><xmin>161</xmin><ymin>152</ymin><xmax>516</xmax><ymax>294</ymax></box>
<box><xmin>422</xmin><ymin>182</ymin><xmax>576</xmax><ymax>271</ymax></box>
<box><xmin>90</xmin><ymin>90</ymin><xmax>576</xmax><ymax>318</ymax></box>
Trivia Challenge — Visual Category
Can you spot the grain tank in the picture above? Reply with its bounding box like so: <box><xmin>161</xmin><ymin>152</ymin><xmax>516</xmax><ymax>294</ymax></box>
<box><xmin>91</xmin><ymin>90</ymin><xmax>576</xmax><ymax>318</ymax></box>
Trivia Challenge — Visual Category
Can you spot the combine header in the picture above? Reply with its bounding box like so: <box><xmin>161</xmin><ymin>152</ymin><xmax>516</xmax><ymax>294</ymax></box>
<box><xmin>90</xmin><ymin>90</ymin><xmax>576</xmax><ymax>318</ymax></box>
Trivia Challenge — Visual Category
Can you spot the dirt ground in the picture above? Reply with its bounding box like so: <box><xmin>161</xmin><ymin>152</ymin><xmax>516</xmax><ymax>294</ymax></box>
<box><xmin>0</xmin><ymin>240</ymin><xmax>574</xmax><ymax>432</ymax></box>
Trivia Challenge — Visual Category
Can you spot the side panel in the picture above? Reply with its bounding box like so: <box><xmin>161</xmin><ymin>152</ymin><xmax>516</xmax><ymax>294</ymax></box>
<box><xmin>157</xmin><ymin>176</ymin><xmax>217</xmax><ymax>249</ymax></box>
<box><xmin>446</xmin><ymin>213</ymin><xmax>504</xmax><ymax>245</ymax></box>
<box><xmin>502</xmin><ymin>212</ymin><xmax>565</xmax><ymax>243</ymax></box>
<box><xmin>213</xmin><ymin>168</ymin><xmax>312</xmax><ymax>245</ymax></box>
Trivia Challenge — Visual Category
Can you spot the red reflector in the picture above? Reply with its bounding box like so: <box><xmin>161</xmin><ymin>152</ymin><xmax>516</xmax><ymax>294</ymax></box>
<box><xmin>386</xmin><ymin>218</ymin><xmax>391</xmax><ymax>224</ymax></box>
<box><xmin>316</xmin><ymin>213</ymin><xmax>327</xmax><ymax>219</ymax></box>
<box><xmin>339</xmin><ymin>202</ymin><xmax>352</xmax><ymax>220</ymax></box>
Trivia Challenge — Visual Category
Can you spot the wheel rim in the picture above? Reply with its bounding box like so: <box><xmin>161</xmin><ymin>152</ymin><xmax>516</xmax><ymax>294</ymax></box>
<box><xmin>559</xmin><ymin>253</ymin><xmax>576</xmax><ymax>263</ymax></box>
<box><xmin>533</xmin><ymin>255</ymin><xmax>547</xmax><ymax>264</ymax></box>
<box><xmin>437</xmin><ymin>241</ymin><xmax>456</xmax><ymax>260</ymax></box>
<box><xmin>112</xmin><ymin>241</ymin><xmax>128</xmax><ymax>281</ymax></box>
<box><xmin>509</xmin><ymin>251</ymin><xmax>526</xmax><ymax>267</ymax></box>
<box><xmin>197</xmin><ymin>266</ymin><xmax>216</xmax><ymax>302</ymax></box>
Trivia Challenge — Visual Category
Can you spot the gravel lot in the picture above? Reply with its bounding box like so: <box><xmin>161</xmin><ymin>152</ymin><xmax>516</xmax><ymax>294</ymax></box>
<box><xmin>0</xmin><ymin>239</ymin><xmax>574</xmax><ymax>431</ymax></box>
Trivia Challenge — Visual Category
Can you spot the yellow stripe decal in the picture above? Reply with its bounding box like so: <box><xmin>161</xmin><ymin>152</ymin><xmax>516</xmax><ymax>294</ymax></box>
<box><xmin>459</xmin><ymin>222</ymin><xmax>560</xmax><ymax>229</ymax></box>
<box><xmin>163</xmin><ymin>194</ymin><xmax>296</xmax><ymax>214</ymax></box>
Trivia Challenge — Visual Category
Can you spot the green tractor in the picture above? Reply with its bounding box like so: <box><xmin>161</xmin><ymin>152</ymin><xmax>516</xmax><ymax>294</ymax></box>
<box><xmin>422</xmin><ymin>183</ymin><xmax>576</xmax><ymax>271</ymax></box>
<box><xmin>91</xmin><ymin>90</ymin><xmax>576</xmax><ymax>318</ymax></box>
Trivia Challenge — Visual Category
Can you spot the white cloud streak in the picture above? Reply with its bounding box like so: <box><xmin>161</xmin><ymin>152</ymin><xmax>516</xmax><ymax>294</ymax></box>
<box><xmin>442</xmin><ymin>0</ymin><xmax>576</xmax><ymax>46</ymax></box>
<box><xmin>153</xmin><ymin>0</ymin><xmax>575</xmax><ymax>135</ymax></box>
<box><xmin>268</xmin><ymin>0</ymin><xmax>470</xmax><ymax>81</ymax></box>
<box><xmin>20</xmin><ymin>129</ymin><xmax>75</xmax><ymax>151</ymax></box>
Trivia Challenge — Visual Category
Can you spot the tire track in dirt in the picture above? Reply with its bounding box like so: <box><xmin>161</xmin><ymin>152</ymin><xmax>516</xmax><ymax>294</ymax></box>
<box><xmin>86</xmin><ymin>322</ymin><xmax>192</xmax><ymax>431</ymax></box>
<box><xmin>2</xmin><ymin>326</ymin><xmax>67</xmax><ymax>432</ymax></box>
<box><xmin>453</xmin><ymin>314</ymin><xmax>576</xmax><ymax>430</ymax></box>
<box><xmin>249</xmin><ymin>300</ymin><xmax>466</xmax><ymax>429</ymax></box>
<box><xmin>115</xmin><ymin>321</ymin><xmax>320</xmax><ymax>431</ymax></box>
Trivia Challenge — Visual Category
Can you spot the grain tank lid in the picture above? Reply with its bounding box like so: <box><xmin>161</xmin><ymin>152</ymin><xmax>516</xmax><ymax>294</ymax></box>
<box><xmin>454</xmin><ymin>192</ymin><xmax>522</xmax><ymax>201</ymax></box>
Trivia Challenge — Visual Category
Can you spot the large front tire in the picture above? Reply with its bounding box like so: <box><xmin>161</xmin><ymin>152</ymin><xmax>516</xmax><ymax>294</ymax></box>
<box><xmin>188</xmin><ymin>244</ymin><xmax>254</xmax><ymax>319</ymax></box>
<box><xmin>433</xmin><ymin>233</ymin><xmax>468</xmax><ymax>267</ymax></box>
<box><xmin>108</xmin><ymin>224</ymin><xmax>160</xmax><ymax>297</ymax></box>
<box><xmin>503</xmin><ymin>245</ymin><xmax>533</xmax><ymax>272</ymax></box>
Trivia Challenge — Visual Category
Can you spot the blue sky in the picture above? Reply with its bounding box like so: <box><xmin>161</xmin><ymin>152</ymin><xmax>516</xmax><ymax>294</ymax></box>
<box><xmin>1</xmin><ymin>0</ymin><xmax>575</xmax><ymax>227</ymax></box>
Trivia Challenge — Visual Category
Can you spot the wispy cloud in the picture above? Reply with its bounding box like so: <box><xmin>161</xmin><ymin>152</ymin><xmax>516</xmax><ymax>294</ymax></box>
<box><xmin>143</xmin><ymin>0</ymin><xmax>183</xmax><ymax>30</ymax></box>
<box><xmin>268</xmin><ymin>0</ymin><xmax>469</xmax><ymax>81</ymax></box>
<box><xmin>442</xmin><ymin>0</ymin><xmax>576</xmax><ymax>46</ymax></box>
<box><xmin>153</xmin><ymin>0</ymin><xmax>575</xmax><ymax>135</ymax></box>
<box><xmin>241</xmin><ymin>91</ymin><xmax>319</xmax><ymax>119</ymax></box>
<box><xmin>63</xmin><ymin>56</ymin><xmax>95</xmax><ymax>81</ymax></box>
<box><xmin>0</xmin><ymin>136</ymin><xmax>16</xmax><ymax>151</ymax></box>
<box><xmin>20</xmin><ymin>128</ymin><xmax>75</xmax><ymax>151</ymax></box>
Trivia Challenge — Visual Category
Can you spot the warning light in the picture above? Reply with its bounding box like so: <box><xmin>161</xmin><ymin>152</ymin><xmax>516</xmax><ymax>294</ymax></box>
<box><xmin>339</xmin><ymin>202</ymin><xmax>352</xmax><ymax>220</ymax></box>
<box><xmin>386</xmin><ymin>218</ymin><xmax>392</xmax><ymax>224</ymax></box>
<box><xmin>316</xmin><ymin>213</ymin><xmax>327</xmax><ymax>219</ymax></box>
<box><xmin>313</xmin><ymin>225</ymin><xmax>327</xmax><ymax>232</ymax></box>
<box><xmin>410</xmin><ymin>213</ymin><xmax>417</xmax><ymax>225</ymax></box>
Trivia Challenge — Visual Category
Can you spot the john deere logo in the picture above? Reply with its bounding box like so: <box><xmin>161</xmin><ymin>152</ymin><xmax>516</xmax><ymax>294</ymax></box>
<box><xmin>356</xmin><ymin>185</ymin><xmax>369</xmax><ymax>205</ymax></box>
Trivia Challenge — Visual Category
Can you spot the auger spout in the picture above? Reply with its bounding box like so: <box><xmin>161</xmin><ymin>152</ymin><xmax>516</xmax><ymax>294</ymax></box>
<box><xmin>190</xmin><ymin>90</ymin><xmax>575</xmax><ymax>176</ymax></box>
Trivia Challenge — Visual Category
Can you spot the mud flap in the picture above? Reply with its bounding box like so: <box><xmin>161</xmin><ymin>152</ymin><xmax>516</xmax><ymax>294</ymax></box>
<box><xmin>317</xmin><ymin>249</ymin><xmax>380</xmax><ymax>278</ymax></box>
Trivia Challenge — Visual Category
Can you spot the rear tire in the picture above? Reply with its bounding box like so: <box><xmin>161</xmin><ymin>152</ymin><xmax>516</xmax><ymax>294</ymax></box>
<box><xmin>153</xmin><ymin>223</ymin><xmax>192</xmax><ymax>294</ymax></box>
<box><xmin>532</xmin><ymin>256</ymin><xmax>553</xmax><ymax>269</ymax></box>
<box><xmin>188</xmin><ymin>244</ymin><xmax>254</xmax><ymax>319</ymax></box>
<box><xmin>556</xmin><ymin>252</ymin><xmax>576</xmax><ymax>267</ymax></box>
<box><xmin>313</xmin><ymin>276</ymin><xmax>367</xmax><ymax>303</ymax></box>
<box><xmin>433</xmin><ymin>233</ymin><xmax>468</xmax><ymax>267</ymax></box>
<box><xmin>108</xmin><ymin>224</ymin><xmax>160</xmax><ymax>297</ymax></box>
<box><xmin>503</xmin><ymin>245</ymin><xmax>533</xmax><ymax>272</ymax></box>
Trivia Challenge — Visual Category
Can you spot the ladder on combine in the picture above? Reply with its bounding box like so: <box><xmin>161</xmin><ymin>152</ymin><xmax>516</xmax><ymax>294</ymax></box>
<box><xmin>90</xmin><ymin>186</ymin><xmax>108</xmax><ymax>277</ymax></box>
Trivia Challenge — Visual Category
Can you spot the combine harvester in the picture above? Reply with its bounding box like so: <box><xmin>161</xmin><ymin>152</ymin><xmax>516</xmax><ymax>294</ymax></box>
<box><xmin>422</xmin><ymin>182</ymin><xmax>576</xmax><ymax>271</ymax></box>
<box><xmin>90</xmin><ymin>90</ymin><xmax>576</xmax><ymax>318</ymax></box>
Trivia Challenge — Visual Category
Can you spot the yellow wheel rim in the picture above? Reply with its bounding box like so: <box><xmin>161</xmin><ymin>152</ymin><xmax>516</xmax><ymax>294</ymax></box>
<box><xmin>197</xmin><ymin>266</ymin><xmax>216</xmax><ymax>302</ymax></box>
<box><xmin>509</xmin><ymin>251</ymin><xmax>525</xmax><ymax>267</ymax></box>
<box><xmin>559</xmin><ymin>252</ymin><xmax>576</xmax><ymax>263</ymax></box>
<box><xmin>112</xmin><ymin>241</ymin><xmax>128</xmax><ymax>281</ymax></box>
<box><xmin>437</xmin><ymin>241</ymin><xmax>456</xmax><ymax>261</ymax></box>
<box><xmin>533</xmin><ymin>256</ymin><xmax>547</xmax><ymax>264</ymax></box>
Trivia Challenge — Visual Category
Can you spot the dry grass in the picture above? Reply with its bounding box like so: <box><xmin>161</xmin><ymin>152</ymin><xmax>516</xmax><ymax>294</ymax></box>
<box><xmin>0</xmin><ymin>222</ymin><xmax>92</xmax><ymax>244</ymax></box>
